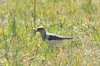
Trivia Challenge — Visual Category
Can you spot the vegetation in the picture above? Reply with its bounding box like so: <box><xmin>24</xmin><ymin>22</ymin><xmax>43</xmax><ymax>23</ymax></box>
<box><xmin>0</xmin><ymin>0</ymin><xmax>100</xmax><ymax>66</ymax></box>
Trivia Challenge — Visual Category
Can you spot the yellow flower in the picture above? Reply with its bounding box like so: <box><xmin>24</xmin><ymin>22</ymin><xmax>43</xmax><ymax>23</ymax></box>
<box><xmin>0</xmin><ymin>28</ymin><xmax>2</xmax><ymax>35</ymax></box>
<box><xmin>47</xmin><ymin>9</ymin><xmax>51</xmax><ymax>15</ymax></box>
<box><xmin>58</xmin><ymin>48</ymin><xmax>63</xmax><ymax>57</ymax></box>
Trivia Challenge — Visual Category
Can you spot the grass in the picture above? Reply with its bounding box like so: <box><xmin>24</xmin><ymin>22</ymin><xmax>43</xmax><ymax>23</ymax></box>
<box><xmin>0</xmin><ymin>0</ymin><xmax>100</xmax><ymax>66</ymax></box>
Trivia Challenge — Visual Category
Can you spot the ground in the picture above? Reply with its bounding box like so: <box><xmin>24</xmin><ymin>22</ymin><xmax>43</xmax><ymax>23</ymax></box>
<box><xmin>0</xmin><ymin>0</ymin><xmax>100</xmax><ymax>66</ymax></box>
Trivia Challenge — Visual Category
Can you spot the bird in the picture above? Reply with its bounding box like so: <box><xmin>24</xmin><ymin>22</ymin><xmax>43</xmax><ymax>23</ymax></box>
<box><xmin>36</xmin><ymin>26</ymin><xmax>73</xmax><ymax>45</ymax></box>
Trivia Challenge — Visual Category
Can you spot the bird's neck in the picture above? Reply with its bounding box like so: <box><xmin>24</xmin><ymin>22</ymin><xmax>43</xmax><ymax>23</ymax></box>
<box><xmin>40</xmin><ymin>31</ymin><xmax>46</xmax><ymax>41</ymax></box>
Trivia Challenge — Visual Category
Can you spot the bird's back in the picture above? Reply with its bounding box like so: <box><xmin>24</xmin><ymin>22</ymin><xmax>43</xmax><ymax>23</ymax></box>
<box><xmin>46</xmin><ymin>33</ymin><xmax>72</xmax><ymax>45</ymax></box>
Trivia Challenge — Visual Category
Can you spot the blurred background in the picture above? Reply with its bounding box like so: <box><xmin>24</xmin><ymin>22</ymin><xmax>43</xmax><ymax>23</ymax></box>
<box><xmin>0</xmin><ymin>0</ymin><xmax>100</xmax><ymax>66</ymax></box>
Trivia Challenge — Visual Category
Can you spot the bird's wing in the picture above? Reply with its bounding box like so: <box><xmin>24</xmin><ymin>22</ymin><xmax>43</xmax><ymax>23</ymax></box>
<box><xmin>47</xmin><ymin>33</ymin><xmax>72</xmax><ymax>41</ymax></box>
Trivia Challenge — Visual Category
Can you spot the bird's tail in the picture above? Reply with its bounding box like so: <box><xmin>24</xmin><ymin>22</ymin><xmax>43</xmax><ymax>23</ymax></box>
<box><xmin>65</xmin><ymin>38</ymin><xmax>73</xmax><ymax>39</ymax></box>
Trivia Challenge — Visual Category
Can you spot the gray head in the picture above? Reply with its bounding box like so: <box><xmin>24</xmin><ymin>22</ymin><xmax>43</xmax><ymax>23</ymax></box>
<box><xmin>36</xmin><ymin>26</ymin><xmax>45</xmax><ymax>32</ymax></box>
<box><xmin>36</xmin><ymin>26</ymin><xmax>46</xmax><ymax>40</ymax></box>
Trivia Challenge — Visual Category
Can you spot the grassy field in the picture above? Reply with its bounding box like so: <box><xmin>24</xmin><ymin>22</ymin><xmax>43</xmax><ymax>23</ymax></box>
<box><xmin>0</xmin><ymin>0</ymin><xmax>100</xmax><ymax>66</ymax></box>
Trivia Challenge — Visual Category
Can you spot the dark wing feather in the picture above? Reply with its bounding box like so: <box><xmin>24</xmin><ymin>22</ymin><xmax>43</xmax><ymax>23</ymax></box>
<box><xmin>48</xmin><ymin>35</ymin><xmax>72</xmax><ymax>40</ymax></box>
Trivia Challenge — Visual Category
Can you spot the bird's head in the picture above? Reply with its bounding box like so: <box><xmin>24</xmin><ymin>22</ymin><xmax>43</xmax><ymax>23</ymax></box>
<box><xmin>36</xmin><ymin>26</ymin><xmax>45</xmax><ymax>32</ymax></box>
